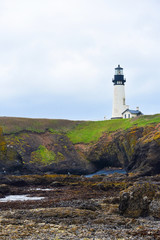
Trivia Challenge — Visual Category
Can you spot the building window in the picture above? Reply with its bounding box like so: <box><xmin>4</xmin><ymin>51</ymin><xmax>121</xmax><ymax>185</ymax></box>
<box><xmin>128</xmin><ymin>114</ymin><xmax>130</xmax><ymax>118</ymax></box>
<box><xmin>125</xmin><ymin>114</ymin><xmax>126</xmax><ymax>119</ymax></box>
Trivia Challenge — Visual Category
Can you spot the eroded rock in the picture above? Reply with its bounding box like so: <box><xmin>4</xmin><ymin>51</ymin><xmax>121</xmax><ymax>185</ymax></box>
<box><xmin>119</xmin><ymin>183</ymin><xmax>156</xmax><ymax>217</ymax></box>
<box><xmin>149</xmin><ymin>192</ymin><xmax>160</xmax><ymax>219</ymax></box>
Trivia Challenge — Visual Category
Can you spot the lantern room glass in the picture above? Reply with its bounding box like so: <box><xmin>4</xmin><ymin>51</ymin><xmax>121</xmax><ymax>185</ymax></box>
<box><xmin>115</xmin><ymin>69</ymin><xmax>123</xmax><ymax>75</ymax></box>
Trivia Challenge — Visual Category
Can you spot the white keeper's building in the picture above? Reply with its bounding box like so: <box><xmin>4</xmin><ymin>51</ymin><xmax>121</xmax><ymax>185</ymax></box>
<box><xmin>111</xmin><ymin>65</ymin><xmax>142</xmax><ymax>119</ymax></box>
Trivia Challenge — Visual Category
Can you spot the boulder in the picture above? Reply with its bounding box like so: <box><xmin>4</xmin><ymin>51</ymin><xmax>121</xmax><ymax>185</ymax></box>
<box><xmin>119</xmin><ymin>183</ymin><xmax>156</xmax><ymax>217</ymax></box>
<box><xmin>0</xmin><ymin>184</ymin><xmax>10</xmax><ymax>197</ymax></box>
<box><xmin>149</xmin><ymin>192</ymin><xmax>160</xmax><ymax>219</ymax></box>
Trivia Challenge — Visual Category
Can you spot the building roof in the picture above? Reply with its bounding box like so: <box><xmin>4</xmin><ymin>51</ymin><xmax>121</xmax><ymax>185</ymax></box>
<box><xmin>122</xmin><ymin>109</ymin><xmax>142</xmax><ymax>115</ymax></box>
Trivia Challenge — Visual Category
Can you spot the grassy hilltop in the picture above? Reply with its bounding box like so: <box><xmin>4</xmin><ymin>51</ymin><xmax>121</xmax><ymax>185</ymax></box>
<box><xmin>0</xmin><ymin>114</ymin><xmax>159</xmax><ymax>144</ymax></box>
<box><xmin>67</xmin><ymin>114</ymin><xmax>160</xmax><ymax>143</ymax></box>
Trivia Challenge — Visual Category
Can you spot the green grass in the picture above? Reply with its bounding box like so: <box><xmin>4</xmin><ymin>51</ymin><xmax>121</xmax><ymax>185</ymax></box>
<box><xmin>131</xmin><ymin>114</ymin><xmax>160</xmax><ymax>126</ymax></box>
<box><xmin>31</xmin><ymin>145</ymin><xmax>57</xmax><ymax>165</ymax></box>
<box><xmin>67</xmin><ymin>114</ymin><xmax>160</xmax><ymax>144</ymax></box>
<box><xmin>0</xmin><ymin>117</ymin><xmax>80</xmax><ymax>134</ymax></box>
<box><xmin>0</xmin><ymin>114</ymin><xmax>159</xmax><ymax>144</ymax></box>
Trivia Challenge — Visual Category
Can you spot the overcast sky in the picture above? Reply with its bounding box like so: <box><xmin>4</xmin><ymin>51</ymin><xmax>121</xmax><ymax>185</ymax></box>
<box><xmin>0</xmin><ymin>0</ymin><xmax>160</xmax><ymax>120</ymax></box>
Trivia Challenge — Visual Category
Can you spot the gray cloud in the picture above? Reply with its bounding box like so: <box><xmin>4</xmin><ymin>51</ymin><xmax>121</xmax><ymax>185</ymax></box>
<box><xmin>0</xmin><ymin>0</ymin><xmax>159</xmax><ymax>120</ymax></box>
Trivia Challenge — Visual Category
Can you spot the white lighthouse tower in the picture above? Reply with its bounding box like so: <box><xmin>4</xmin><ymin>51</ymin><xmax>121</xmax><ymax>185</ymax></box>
<box><xmin>112</xmin><ymin>65</ymin><xmax>129</xmax><ymax>119</ymax></box>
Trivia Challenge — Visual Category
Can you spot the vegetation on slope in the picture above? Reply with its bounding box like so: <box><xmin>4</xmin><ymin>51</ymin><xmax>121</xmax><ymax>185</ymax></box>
<box><xmin>0</xmin><ymin>117</ymin><xmax>81</xmax><ymax>134</ymax></box>
<box><xmin>31</xmin><ymin>145</ymin><xmax>57</xmax><ymax>165</ymax></box>
<box><xmin>67</xmin><ymin>114</ymin><xmax>160</xmax><ymax>143</ymax></box>
<box><xmin>0</xmin><ymin>114</ymin><xmax>159</xmax><ymax>144</ymax></box>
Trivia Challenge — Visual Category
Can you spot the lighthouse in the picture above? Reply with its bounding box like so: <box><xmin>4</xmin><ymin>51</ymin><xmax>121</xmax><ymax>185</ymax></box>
<box><xmin>112</xmin><ymin>65</ymin><xmax>129</xmax><ymax>119</ymax></box>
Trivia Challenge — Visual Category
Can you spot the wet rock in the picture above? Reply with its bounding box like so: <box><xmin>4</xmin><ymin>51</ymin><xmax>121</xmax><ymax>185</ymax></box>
<box><xmin>0</xmin><ymin>184</ymin><xmax>10</xmax><ymax>194</ymax></box>
<box><xmin>149</xmin><ymin>192</ymin><xmax>160</xmax><ymax>219</ymax></box>
<box><xmin>50</xmin><ymin>181</ymin><xmax>65</xmax><ymax>187</ymax></box>
<box><xmin>78</xmin><ymin>201</ymin><xmax>101</xmax><ymax>211</ymax></box>
<box><xmin>103</xmin><ymin>196</ymin><xmax>120</xmax><ymax>204</ymax></box>
<box><xmin>8</xmin><ymin>179</ymin><xmax>28</xmax><ymax>187</ymax></box>
<box><xmin>0</xmin><ymin>173</ymin><xmax>160</xmax><ymax>239</ymax></box>
<box><xmin>119</xmin><ymin>183</ymin><xmax>156</xmax><ymax>217</ymax></box>
<box><xmin>149</xmin><ymin>199</ymin><xmax>160</xmax><ymax>219</ymax></box>
<box><xmin>95</xmin><ymin>183</ymin><xmax>110</xmax><ymax>191</ymax></box>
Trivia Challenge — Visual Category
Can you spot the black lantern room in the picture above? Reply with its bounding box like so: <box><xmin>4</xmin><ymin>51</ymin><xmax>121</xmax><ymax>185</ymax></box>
<box><xmin>112</xmin><ymin>65</ymin><xmax>126</xmax><ymax>85</ymax></box>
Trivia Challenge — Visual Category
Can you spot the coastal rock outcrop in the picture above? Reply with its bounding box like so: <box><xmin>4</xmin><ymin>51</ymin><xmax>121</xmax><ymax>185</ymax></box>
<box><xmin>3</xmin><ymin>131</ymin><xmax>95</xmax><ymax>175</ymax></box>
<box><xmin>0</xmin><ymin>127</ymin><xmax>23</xmax><ymax>174</ymax></box>
<box><xmin>119</xmin><ymin>182</ymin><xmax>160</xmax><ymax>219</ymax></box>
<box><xmin>87</xmin><ymin>124</ymin><xmax>160</xmax><ymax>176</ymax></box>
<box><xmin>149</xmin><ymin>199</ymin><xmax>160</xmax><ymax>219</ymax></box>
<box><xmin>127</xmin><ymin>124</ymin><xmax>160</xmax><ymax>176</ymax></box>
<box><xmin>87</xmin><ymin>127</ymin><xmax>143</xmax><ymax>169</ymax></box>
<box><xmin>0</xmin><ymin>116</ymin><xmax>160</xmax><ymax>176</ymax></box>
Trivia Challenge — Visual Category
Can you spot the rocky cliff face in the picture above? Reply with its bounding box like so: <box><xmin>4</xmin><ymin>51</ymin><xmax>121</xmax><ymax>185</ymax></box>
<box><xmin>127</xmin><ymin>124</ymin><xmax>160</xmax><ymax>175</ymax></box>
<box><xmin>3</xmin><ymin>131</ymin><xmax>95</xmax><ymax>175</ymax></box>
<box><xmin>0</xmin><ymin>119</ymin><xmax>160</xmax><ymax>176</ymax></box>
<box><xmin>86</xmin><ymin>124</ymin><xmax>160</xmax><ymax>176</ymax></box>
<box><xmin>0</xmin><ymin>127</ymin><xmax>22</xmax><ymax>174</ymax></box>
<box><xmin>86</xmin><ymin>127</ymin><xmax>144</xmax><ymax>169</ymax></box>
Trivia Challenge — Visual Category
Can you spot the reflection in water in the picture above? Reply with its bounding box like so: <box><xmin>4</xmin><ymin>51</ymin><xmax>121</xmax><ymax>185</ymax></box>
<box><xmin>30</xmin><ymin>188</ymin><xmax>52</xmax><ymax>191</ymax></box>
<box><xmin>0</xmin><ymin>195</ymin><xmax>45</xmax><ymax>202</ymax></box>
<box><xmin>85</xmin><ymin>169</ymin><xmax>126</xmax><ymax>177</ymax></box>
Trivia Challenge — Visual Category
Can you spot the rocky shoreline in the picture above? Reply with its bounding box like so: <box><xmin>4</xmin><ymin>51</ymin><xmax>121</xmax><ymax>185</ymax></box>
<box><xmin>0</xmin><ymin>173</ymin><xmax>160</xmax><ymax>239</ymax></box>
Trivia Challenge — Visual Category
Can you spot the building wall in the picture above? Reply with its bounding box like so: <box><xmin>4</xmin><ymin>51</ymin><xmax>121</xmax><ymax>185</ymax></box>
<box><xmin>122</xmin><ymin>111</ymin><xmax>137</xmax><ymax>119</ymax></box>
<box><xmin>112</xmin><ymin>85</ymin><xmax>129</xmax><ymax>118</ymax></box>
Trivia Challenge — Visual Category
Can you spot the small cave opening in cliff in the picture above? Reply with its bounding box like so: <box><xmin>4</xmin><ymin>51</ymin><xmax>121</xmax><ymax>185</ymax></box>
<box><xmin>92</xmin><ymin>156</ymin><xmax>123</xmax><ymax>172</ymax></box>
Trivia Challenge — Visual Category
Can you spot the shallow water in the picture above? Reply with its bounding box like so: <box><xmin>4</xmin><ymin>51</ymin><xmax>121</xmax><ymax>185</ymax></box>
<box><xmin>85</xmin><ymin>169</ymin><xmax>126</xmax><ymax>177</ymax></box>
<box><xmin>0</xmin><ymin>195</ymin><xmax>45</xmax><ymax>202</ymax></box>
<box><xmin>30</xmin><ymin>188</ymin><xmax>52</xmax><ymax>191</ymax></box>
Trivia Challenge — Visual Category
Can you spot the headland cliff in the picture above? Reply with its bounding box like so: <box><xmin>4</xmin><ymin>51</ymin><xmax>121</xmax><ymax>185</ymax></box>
<box><xmin>0</xmin><ymin>114</ymin><xmax>159</xmax><ymax>176</ymax></box>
